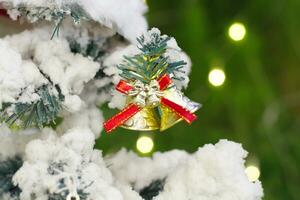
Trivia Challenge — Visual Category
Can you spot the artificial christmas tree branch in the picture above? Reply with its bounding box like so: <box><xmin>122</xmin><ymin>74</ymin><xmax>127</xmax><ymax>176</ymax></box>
<box><xmin>0</xmin><ymin>128</ymin><xmax>263</xmax><ymax>200</ymax></box>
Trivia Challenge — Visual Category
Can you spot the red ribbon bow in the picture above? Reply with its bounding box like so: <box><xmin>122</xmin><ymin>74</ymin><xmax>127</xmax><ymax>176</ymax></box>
<box><xmin>104</xmin><ymin>74</ymin><xmax>197</xmax><ymax>133</ymax></box>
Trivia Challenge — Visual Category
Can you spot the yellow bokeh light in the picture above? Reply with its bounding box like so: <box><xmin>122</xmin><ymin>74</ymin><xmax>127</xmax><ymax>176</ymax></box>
<box><xmin>136</xmin><ymin>136</ymin><xmax>154</xmax><ymax>154</ymax></box>
<box><xmin>208</xmin><ymin>68</ymin><xmax>226</xmax><ymax>87</ymax></box>
<box><xmin>245</xmin><ymin>165</ymin><xmax>260</xmax><ymax>182</ymax></box>
<box><xmin>228</xmin><ymin>22</ymin><xmax>246</xmax><ymax>41</ymax></box>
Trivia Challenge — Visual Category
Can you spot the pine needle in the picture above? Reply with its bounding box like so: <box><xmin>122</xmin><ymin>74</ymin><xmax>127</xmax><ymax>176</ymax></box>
<box><xmin>1</xmin><ymin>86</ymin><xmax>63</xmax><ymax>129</ymax></box>
<box><xmin>118</xmin><ymin>31</ymin><xmax>186</xmax><ymax>82</ymax></box>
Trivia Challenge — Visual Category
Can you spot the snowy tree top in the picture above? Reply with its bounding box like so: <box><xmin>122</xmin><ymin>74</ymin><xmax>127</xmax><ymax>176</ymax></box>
<box><xmin>0</xmin><ymin>0</ymin><xmax>148</xmax><ymax>42</ymax></box>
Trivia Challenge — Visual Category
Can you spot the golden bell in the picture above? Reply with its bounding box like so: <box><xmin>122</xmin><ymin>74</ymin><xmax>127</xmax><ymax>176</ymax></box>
<box><xmin>160</xmin><ymin>87</ymin><xmax>201</xmax><ymax>131</ymax></box>
<box><xmin>121</xmin><ymin>86</ymin><xmax>161</xmax><ymax>131</ymax></box>
<box><xmin>121</xmin><ymin>106</ymin><xmax>160</xmax><ymax>131</ymax></box>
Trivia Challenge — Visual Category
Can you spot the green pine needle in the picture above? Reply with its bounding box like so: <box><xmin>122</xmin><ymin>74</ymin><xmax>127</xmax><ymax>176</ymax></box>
<box><xmin>15</xmin><ymin>4</ymin><xmax>90</xmax><ymax>40</ymax></box>
<box><xmin>137</xmin><ymin>33</ymin><xmax>170</xmax><ymax>57</ymax></box>
<box><xmin>139</xmin><ymin>179</ymin><xmax>165</xmax><ymax>200</ymax></box>
<box><xmin>0</xmin><ymin>156</ymin><xmax>22</xmax><ymax>199</ymax></box>
<box><xmin>1</xmin><ymin>85</ymin><xmax>63</xmax><ymax>129</ymax></box>
<box><xmin>118</xmin><ymin>31</ymin><xmax>187</xmax><ymax>83</ymax></box>
<box><xmin>47</xmin><ymin>162</ymin><xmax>89</xmax><ymax>200</ymax></box>
<box><xmin>68</xmin><ymin>39</ymin><xmax>106</xmax><ymax>61</ymax></box>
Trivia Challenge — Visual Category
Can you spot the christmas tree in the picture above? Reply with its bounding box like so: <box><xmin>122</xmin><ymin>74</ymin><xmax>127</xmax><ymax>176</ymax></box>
<box><xmin>0</xmin><ymin>0</ymin><xmax>263</xmax><ymax>199</ymax></box>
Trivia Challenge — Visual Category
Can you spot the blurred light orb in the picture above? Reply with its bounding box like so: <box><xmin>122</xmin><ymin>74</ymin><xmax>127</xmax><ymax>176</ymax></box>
<box><xmin>136</xmin><ymin>136</ymin><xmax>154</xmax><ymax>154</ymax></box>
<box><xmin>245</xmin><ymin>165</ymin><xmax>260</xmax><ymax>182</ymax></box>
<box><xmin>208</xmin><ymin>68</ymin><xmax>226</xmax><ymax>87</ymax></box>
<box><xmin>228</xmin><ymin>22</ymin><xmax>246</xmax><ymax>41</ymax></box>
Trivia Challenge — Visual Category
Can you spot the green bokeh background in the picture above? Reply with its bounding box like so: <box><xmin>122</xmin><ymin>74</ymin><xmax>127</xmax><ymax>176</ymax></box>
<box><xmin>97</xmin><ymin>1</ymin><xmax>300</xmax><ymax>200</ymax></box>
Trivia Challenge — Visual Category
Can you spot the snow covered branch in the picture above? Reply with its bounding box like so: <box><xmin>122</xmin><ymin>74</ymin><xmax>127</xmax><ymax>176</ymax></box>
<box><xmin>0</xmin><ymin>0</ymin><xmax>148</xmax><ymax>42</ymax></box>
<box><xmin>0</xmin><ymin>126</ymin><xmax>263</xmax><ymax>200</ymax></box>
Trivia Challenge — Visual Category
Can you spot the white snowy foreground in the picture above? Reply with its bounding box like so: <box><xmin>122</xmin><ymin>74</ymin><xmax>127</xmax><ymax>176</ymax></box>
<box><xmin>0</xmin><ymin>126</ymin><xmax>263</xmax><ymax>200</ymax></box>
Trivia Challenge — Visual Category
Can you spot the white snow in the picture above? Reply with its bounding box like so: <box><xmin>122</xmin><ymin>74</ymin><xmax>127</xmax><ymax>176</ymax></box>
<box><xmin>3</xmin><ymin>127</ymin><xmax>263</xmax><ymax>200</ymax></box>
<box><xmin>77</xmin><ymin>0</ymin><xmax>148</xmax><ymax>43</ymax></box>
<box><xmin>33</xmin><ymin>37</ymin><xmax>100</xmax><ymax>111</ymax></box>
<box><xmin>57</xmin><ymin>105</ymin><xmax>104</xmax><ymax>138</ymax></box>
<box><xmin>1</xmin><ymin>28</ymin><xmax>101</xmax><ymax>112</ymax></box>
<box><xmin>0</xmin><ymin>39</ymin><xmax>47</xmax><ymax>107</ymax></box>
<box><xmin>13</xmin><ymin>127</ymin><xmax>123</xmax><ymax>200</ymax></box>
<box><xmin>108</xmin><ymin>140</ymin><xmax>264</xmax><ymax>200</ymax></box>
<box><xmin>0</xmin><ymin>125</ymin><xmax>51</xmax><ymax>159</ymax></box>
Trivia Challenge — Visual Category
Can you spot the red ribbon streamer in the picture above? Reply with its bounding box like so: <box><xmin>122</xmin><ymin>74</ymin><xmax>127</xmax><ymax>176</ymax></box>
<box><xmin>104</xmin><ymin>104</ymin><xmax>141</xmax><ymax>133</ymax></box>
<box><xmin>116</xmin><ymin>80</ymin><xmax>133</xmax><ymax>94</ymax></box>
<box><xmin>161</xmin><ymin>97</ymin><xmax>197</xmax><ymax>124</ymax></box>
<box><xmin>158</xmin><ymin>74</ymin><xmax>173</xmax><ymax>90</ymax></box>
<box><xmin>0</xmin><ymin>9</ymin><xmax>8</xmax><ymax>18</ymax></box>
<box><xmin>104</xmin><ymin>74</ymin><xmax>197</xmax><ymax>133</ymax></box>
